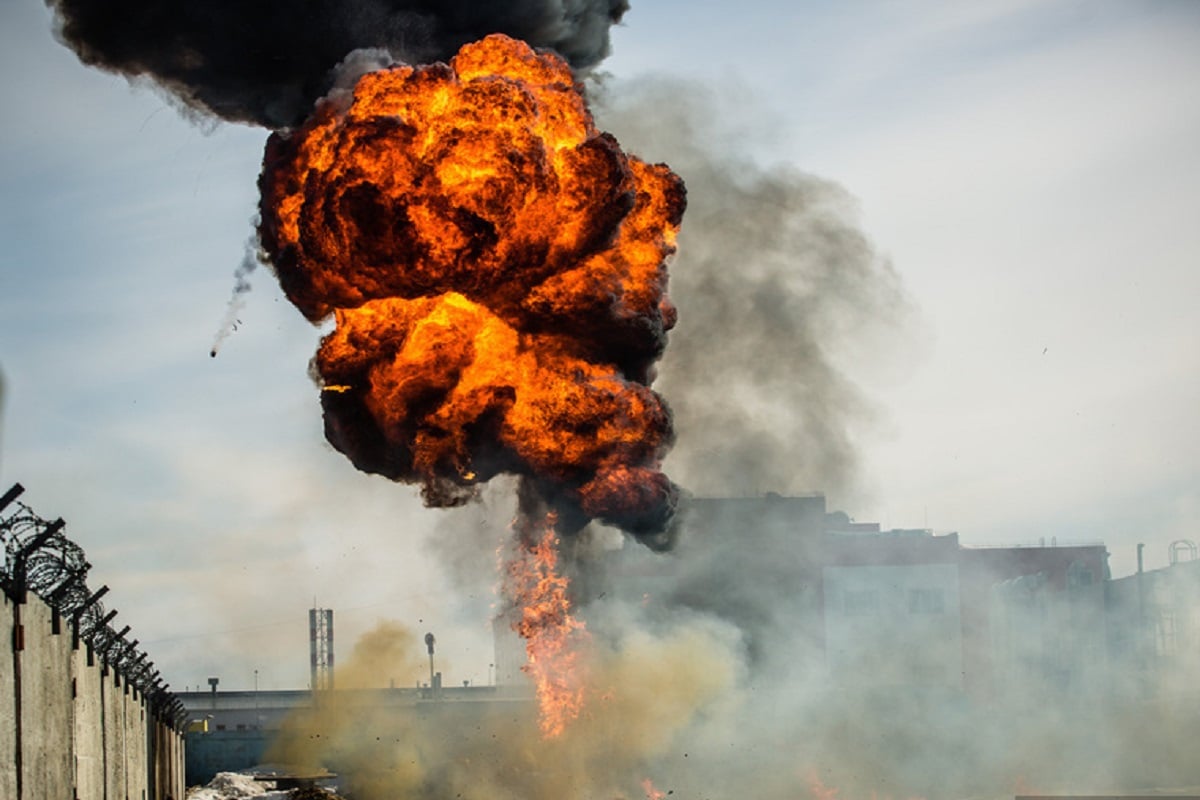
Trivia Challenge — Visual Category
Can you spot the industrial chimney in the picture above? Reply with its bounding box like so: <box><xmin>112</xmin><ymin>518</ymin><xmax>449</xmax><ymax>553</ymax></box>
<box><xmin>309</xmin><ymin>608</ymin><xmax>334</xmax><ymax>692</ymax></box>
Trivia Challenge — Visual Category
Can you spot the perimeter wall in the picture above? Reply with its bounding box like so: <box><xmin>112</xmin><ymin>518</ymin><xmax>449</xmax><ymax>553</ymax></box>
<box><xmin>1</xmin><ymin>591</ymin><xmax>186</xmax><ymax>800</ymax></box>
<box><xmin>1</xmin><ymin>484</ymin><xmax>186</xmax><ymax>800</ymax></box>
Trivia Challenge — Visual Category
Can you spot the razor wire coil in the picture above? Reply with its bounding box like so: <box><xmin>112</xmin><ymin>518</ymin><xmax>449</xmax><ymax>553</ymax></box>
<box><xmin>1</xmin><ymin>491</ymin><xmax>183</xmax><ymax>723</ymax></box>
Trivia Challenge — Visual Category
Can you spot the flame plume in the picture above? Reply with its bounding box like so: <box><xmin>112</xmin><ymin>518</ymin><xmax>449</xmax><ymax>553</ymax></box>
<box><xmin>642</xmin><ymin>778</ymin><xmax>667</xmax><ymax>799</ymax></box>
<box><xmin>503</xmin><ymin>513</ymin><xmax>589</xmax><ymax>738</ymax></box>
<box><xmin>259</xmin><ymin>34</ymin><xmax>685</xmax><ymax>545</ymax></box>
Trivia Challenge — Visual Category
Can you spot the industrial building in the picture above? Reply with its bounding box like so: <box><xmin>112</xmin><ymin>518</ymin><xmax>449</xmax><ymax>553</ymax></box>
<box><xmin>177</xmin><ymin>493</ymin><xmax>1199</xmax><ymax>786</ymax></box>
<box><xmin>606</xmin><ymin>493</ymin><xmax>1114</xmax><ymax>701</ymax></box>
<box><xmin>1107</xmin><ymin>547</ymin><xmax>1200</xmax><ymax>701</ymax></box>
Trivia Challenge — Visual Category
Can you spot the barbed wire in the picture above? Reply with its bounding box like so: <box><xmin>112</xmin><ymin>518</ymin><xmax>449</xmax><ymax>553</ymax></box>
<box><xmin>0</xmin><ymin>483</ymin><xmax>185</xmax><ymax>727</ymax></box>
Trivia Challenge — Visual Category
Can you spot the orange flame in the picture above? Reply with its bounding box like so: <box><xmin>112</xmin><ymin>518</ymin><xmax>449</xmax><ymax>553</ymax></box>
<box><xmin>807</xmin><ymin>770</ymin><xmax>840</xmax><ymax>800</ymax></box>
<box><xmin>503</xmin><ymin>514</ymin><xmax>589</xmax><ymax>738</ymax></box>
<box><xmin>258</xmin><ymin>34</ymin><xmax>685</xmax><ymax>540</ymax></box>
<box><xmin>804</xmin><ymin>769</ymin><xmax>926</xmax><ymax>800</ymax></box>
<box><xmin>642</xmin><ymin>778</ymin><xmax>667</xmax><ymax>800</ymax></box>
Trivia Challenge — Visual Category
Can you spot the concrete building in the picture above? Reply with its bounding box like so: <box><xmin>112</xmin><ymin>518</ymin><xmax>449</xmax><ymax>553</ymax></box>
<box><xmin>822</xmin><ymin>530</ymin><xmax>964</xmax><ymax>690</ymax></box>
<box><xmin>179</xmin><ymin>684</ymin><xmax>530</xmax><ymax>785</ymax></box>
<box><xmin>177</xmin><ymin>684</ymin><xmax>513</xmax><ymax>733</ymax></box>
<box><xmin>606</xmin><ymin>493</ymin><xmax>1111</xmax><ymax>703</ymax></box>
<box><xmin>1107</xmin><ymin>550</ymin><xmax>1200</xmax><ymax>701</ymax></box>
<box><xmin>974</xmin><ymin>543</ymin><xmax>1109</xmax><ymax>702</ymax></box>
<box><xmin>607</xmin><ymin>493</ymin><xmax>828</xmax><ymax>672</ymax></box>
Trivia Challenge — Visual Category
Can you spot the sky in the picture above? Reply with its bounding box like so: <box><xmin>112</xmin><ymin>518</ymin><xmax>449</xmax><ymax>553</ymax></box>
<box><xmin>1</xmin><ymin>0</ymin><xmax>1198</xmax><ymax>692</ymax></box>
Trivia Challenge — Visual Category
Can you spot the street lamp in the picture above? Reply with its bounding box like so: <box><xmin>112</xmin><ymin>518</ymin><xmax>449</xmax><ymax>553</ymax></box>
<box><xmin>424</xmin><ymin>632</ymin><xmax>437</xmax><ymax>696</ymax></box>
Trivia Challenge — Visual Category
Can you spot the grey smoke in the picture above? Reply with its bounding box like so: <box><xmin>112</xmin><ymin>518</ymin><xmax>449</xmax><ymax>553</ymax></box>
<box><xmin>45</xmin><ymin>0</ymin><xmax>629</xmax><ymax>129</ymax></box>
<box><xmin>209</xmin><ymin>233</ymin><xmax>263</xmax><ymax>358</ymax></box>
<box><xmin>591</xmin><ymin>77</ymin><xmax>915</xmax><ymax>502</ymax></box>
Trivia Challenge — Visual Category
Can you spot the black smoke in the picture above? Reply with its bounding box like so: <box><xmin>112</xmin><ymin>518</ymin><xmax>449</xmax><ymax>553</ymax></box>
<box><xmin>45</xmin><ymin>0</ymin><xmax>629</xmax><ymax>129</ymax></box>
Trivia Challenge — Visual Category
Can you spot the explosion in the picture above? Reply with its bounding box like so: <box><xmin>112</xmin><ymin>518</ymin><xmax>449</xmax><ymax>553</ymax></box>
<box><xmin>259</xmin><ymin>34</ymin><xmax>685</xmax><ymax>546</ymax></box>
<box><xmin>257</xmin><ymin>34</ymin><xmax>685</xmax><ymax>736</ymax></box>
<box><xmin>52</xmin><ymin>0</ymin><xmax>690</xmax><ymax>756</ymax></box>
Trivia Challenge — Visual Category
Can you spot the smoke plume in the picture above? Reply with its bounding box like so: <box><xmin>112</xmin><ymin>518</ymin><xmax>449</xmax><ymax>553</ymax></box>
<box><xmin>592</xmin><ymin>78</ymin><xmax>915</xmax><ymax>502</ymax></box>
<box><xmin>46</xmin><ymin>0</ymin><xmax>629</xmax><ymax>128</ymax></box>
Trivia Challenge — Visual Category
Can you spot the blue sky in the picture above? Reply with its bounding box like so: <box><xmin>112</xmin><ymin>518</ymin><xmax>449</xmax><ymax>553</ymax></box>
<box><xmin>1</xmin><ymin>0</ymin><xmax>1198</xmax><ymax>690</ymax></box>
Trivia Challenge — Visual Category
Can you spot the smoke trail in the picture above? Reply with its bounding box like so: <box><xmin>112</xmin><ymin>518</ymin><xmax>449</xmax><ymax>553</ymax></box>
<box><xmin>209</xmin><ymin>233</ymin><xmax>263</xmax><ymax>358</ymax></box>
<box><xmin>46</xmin><ymin>0</ymin><xmax>629</xmax><ymax>128</ymax></box>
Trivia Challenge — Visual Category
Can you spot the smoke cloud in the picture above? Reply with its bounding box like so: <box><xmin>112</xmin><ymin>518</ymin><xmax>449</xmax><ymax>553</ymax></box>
<box><xmin>46</xmin><ymin>0</ymin><xmax>629</xmax><ymax>129</ymax></box>
<box><xmin>260</xmin><ymin>538</ymin><xmax>1200</xmax><ymax>799</ymax></box>
<box><xmin>591</xmin><ymin>78</ymin><xmax>915</xmax><ymax>502</ymax></box>
<box><xmin>266</xmin><ymin>613</ymin><xmax>742</xmax><ymax>800</ymax></box>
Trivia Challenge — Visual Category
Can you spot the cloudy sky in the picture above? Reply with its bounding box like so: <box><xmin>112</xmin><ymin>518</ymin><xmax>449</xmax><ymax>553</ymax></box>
<box><xmin>1</xmin><ymin>0</ymin><xmax>1197</xmax><ymax>691</ymax></box>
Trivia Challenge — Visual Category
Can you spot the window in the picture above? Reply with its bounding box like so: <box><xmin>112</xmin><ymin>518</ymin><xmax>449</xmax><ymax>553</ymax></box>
<box><xmin>1157</xmin><ymin>611</ymin><xmax>1177</xmax><ymax>655</ymax></box>
<box><xmin>908</xmin><ymin>588</ymin><xmax>945</xmax><ymax>614</ymax></box>
<box><xmin>1068</xmin><ymin>560</ymin><xmax>1094</xmax><ymax>589</ymax></box>
<box><xmin>843</xmin><ymin>589</ymin><xmax>879</xmax><ymax>616</ymax></box>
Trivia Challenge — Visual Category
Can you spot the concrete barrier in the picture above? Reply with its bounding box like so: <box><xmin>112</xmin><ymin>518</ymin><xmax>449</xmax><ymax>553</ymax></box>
<box><xmin>73</xmin><ymin>644</ymin><xmax>104</xmax><ymax>800</ymax></box>
<box><xmin>1</xmin><ymin>590</ymin><xmax>185</xmax><ymax>799</ymax></box>
<box><xmin>1</xmin><ymin>593</ymin><xmax>17</xmax><ymax>800</ymax></box>
<box><xmin>19</xmin><ymin>598</ymin><xmax>73</xmax><ymax>799</ymax></box>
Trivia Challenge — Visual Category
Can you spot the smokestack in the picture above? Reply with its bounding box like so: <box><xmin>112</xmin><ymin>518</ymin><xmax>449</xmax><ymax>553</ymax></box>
<box><xmin>309</xmin><ymin>607</ymin><xmax>334</xmax><ymax>692</ymax></box>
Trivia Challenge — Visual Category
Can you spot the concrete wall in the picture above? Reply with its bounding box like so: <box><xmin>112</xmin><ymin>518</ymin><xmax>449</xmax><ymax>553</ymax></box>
<box><xmin>19</xmin><ymin>599</ymin><xmax>74</xmax><ymax>799</ymax></box>
<box><xmin>2</xmin><ymin>589</ymin><xmax>185</xmax><ymax>800</ymax></box>
<box><xmin>102</xmin><ymin>668</ymin><xmax>128</xmax><ymax>800</ymax></box>
<box><xmin>125</xmin><ymin>685</ymin><xmax>148</xmax><ymax>800</ymax></box>
<box><xmin>151</xmin><ymin>716</ymin><xmax>185</xmax><ymax>798</ymax></box>
<box><xmin>1</xmin><ymin>592</ymin><xmax>17</xmax><ymax>800</ymax></box>
<box><xmin>73</xmin><ymin>644</ymin><xmax>104</xmax><ymax>800</ymax></box>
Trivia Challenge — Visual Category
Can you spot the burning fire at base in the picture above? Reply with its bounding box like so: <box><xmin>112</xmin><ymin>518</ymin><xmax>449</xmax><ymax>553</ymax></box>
<box><xmin>641</xmin><ymin>777</ymin><xmax>667</xmax><ymax>800</ymax></box>
<box><xmin>503</xmin><ymin>513</ymin><xmax>589</xmax><ymax>737</ymax></box>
